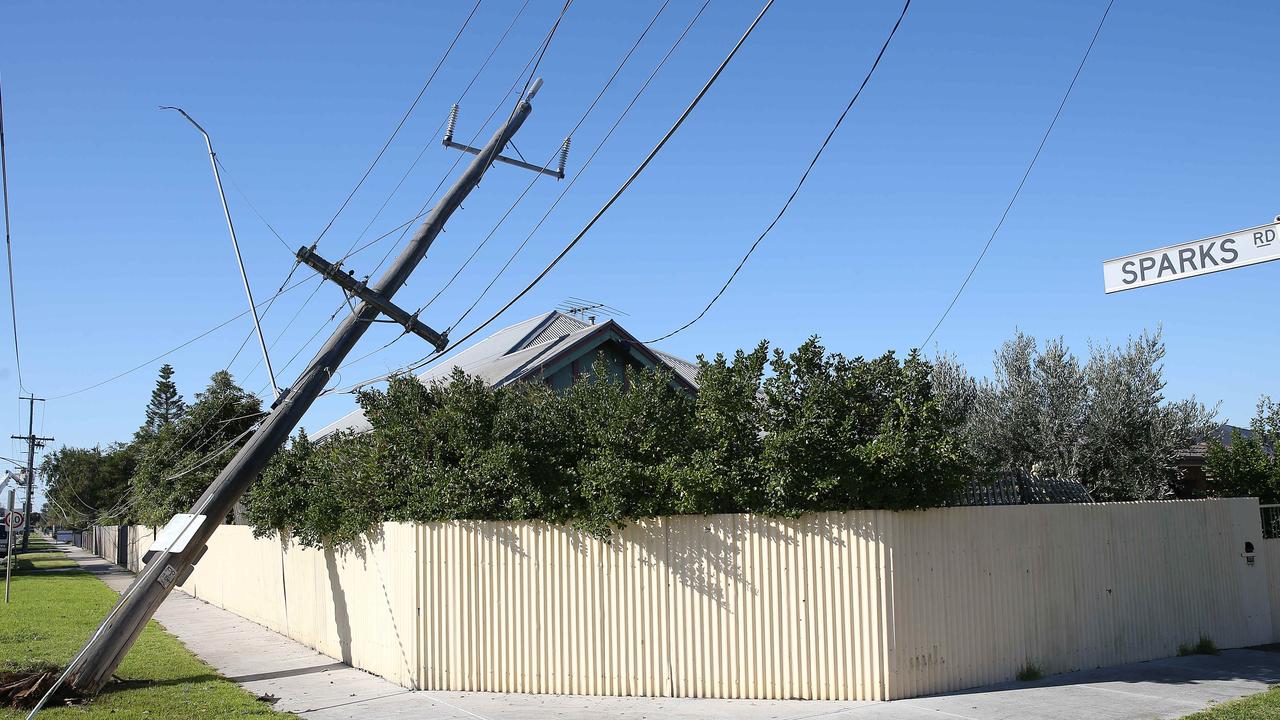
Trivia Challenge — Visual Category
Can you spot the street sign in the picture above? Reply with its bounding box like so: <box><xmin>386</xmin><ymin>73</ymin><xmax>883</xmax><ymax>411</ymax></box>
<box><xmin>3</xmin><ymin>510</ymin><xmax>24</xmax><ymax>532</ymax></box>
<box><xmin>1103</xmin><ymin>219</ymin><xmax>1280</xmax><ymax>293</ymax></box>
<box><xmin>148</xmin><ymin>513</ymin><xmax>206</xmax><ymax>555</ymax></box>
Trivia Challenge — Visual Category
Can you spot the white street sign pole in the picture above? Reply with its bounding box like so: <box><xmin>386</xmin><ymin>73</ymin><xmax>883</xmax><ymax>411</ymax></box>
<box><xmin>5</xmin><ymin>488</ymin><xmax>14</xmax><ymax>603</ymax></box>
<box><xmin>1103</xmin><ymin>217</ymin><xmax>1280</xmax><ymax>293</ymax></box>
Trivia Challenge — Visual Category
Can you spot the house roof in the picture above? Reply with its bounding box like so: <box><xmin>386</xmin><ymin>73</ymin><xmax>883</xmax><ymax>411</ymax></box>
<box><xmin>313</xmin><ymin>311</ymin><xmax>699</xmax><ymax>440</ymax></box>
<box><xmin>1175</xmin><ymin>423</ymin><xmax>1263</xmax><ymax>464</ymax></box>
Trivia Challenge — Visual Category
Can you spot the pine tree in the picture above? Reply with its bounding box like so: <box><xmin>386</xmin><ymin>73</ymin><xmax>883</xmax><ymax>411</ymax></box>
<box><xmin>143</xmin><ymin>363</ymin><xmax>186</xmax><ymax>434</ymax></box>
<box><xmin>131</xmin><ymin>369</ymin><xmax>261</xmax><ymax>526</ymax></box>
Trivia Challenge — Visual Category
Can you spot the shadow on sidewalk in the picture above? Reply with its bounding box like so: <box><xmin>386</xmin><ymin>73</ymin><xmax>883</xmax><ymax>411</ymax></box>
<box><xmin>228</xmin><ymin>662</ymin><xmax>348</xmax><ymax>684</ymax></box>
<box><xmin>923</xmin><ymin>649</ymin><xmax>1280</xmax><ymax>700</ymax></box>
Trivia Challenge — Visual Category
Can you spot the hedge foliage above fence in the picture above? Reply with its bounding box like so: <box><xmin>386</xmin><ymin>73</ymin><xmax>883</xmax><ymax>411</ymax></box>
<box><xmin>42</xmin><ymin>328</ymin><xmax>1225</xmax><ymax>543</ymax></box>
<box><xmin>243</xmin><ymin>338</ymin><xmax>976</xmax><ymax>547</ymax></box>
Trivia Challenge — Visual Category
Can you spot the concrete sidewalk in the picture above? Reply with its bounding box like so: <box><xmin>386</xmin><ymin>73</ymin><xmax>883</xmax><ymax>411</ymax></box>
<box><xmin>57</xmin><ymin>540</ymin><xmax>1280</xmax><ymax>719</ymax></box>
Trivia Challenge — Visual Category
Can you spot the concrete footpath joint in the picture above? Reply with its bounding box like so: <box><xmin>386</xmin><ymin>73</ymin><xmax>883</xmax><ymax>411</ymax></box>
<box><xmin>58</xmin><ymin>542</ymin><xmax>1280</xmax><ymax>720</ymax></box>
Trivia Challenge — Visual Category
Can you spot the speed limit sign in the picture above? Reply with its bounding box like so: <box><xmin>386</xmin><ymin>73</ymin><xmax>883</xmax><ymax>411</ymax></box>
<box><xmin>3</xmin><ymin>510</ymin><xmax>24</xmax><ymax>532</ymax></box>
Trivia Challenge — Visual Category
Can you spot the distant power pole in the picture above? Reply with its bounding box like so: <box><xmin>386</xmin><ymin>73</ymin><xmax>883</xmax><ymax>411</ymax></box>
<box><xmin>57</xmin><ymin>78</ymin><xmax>557</xmax><ymax>698</ymax></box>
<box><xmin>11</xmin><ymin>393</ymin><xmax>52</xmax><ymax>552</ymax></box>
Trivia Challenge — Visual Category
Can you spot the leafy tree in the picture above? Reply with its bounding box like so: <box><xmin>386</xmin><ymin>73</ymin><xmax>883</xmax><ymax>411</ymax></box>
<box><xmin>139</xmin><ymin>363</ymin><xmax>186</xmax><ymax>440</ymax></box>
<box><xmin>1206</xmin><ymin>397</ymin><xmax>1280</xmax><ymax>502</ymax></box>
<box><xmin>855</xmin><ymin>351</ymin><xmax>973</xmax><ymax>510</ymax></box>
<box><xmin>937</xmin><ymin>329</ymin><xmax>1216</xmax><ymax>500</ymax></box>
<box><xmin>131</xmin><ymin>370</ymin><xmax>261</xmax><ymax>526</ymax></box>
<box><xmin>39</xmin><ymin>443</ymin><xmax>137</xmax><ymax>527</ymax></box>
<box><xmin>1076</xmin><ymin>331</ymin><xmax>1215</xmax><ymax>500</ymax></box>
<box><xmin>761</xmin><ymin>339</ymin><xmax>970</xmax><ymax>513</ymax></box>
<box><xmin>568</xmin><ymin>361</ymin><xmax>695</xmax><ymax>534</ymax></box>
<box><xmin>673</xmin><ymin>343</ymin><xmax>769</xmax><ymax>514</ymax></box>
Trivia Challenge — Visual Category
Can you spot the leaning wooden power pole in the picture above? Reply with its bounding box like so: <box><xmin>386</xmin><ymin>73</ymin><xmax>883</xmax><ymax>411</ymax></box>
<box><xmin>11</xmin><ymin>393</ymin><xmax>51</xmax><ymax>553</ymax></box>
<box><xmin>57</xmin><ymin>79</ymin><xmax>552</xmax><ymax>697</ymax></box>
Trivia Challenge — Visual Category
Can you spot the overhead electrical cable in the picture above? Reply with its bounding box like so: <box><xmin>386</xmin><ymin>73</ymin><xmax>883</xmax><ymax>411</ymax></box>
<box><xmin>45</xmin><ymin>273</ymin><xmax>314</xmax><ymax>400</ymax></box>
<box><xmin>919</xmin><ymin>0</ymin><xmax>1115</xmax><ymax>347</ymax></box>
<box><xmin>336</xmin><ymin>0</ymin><xmax>535</xmax><ymax>269</ymax></box>
<box><xmin>295</xmin><ymin>0</ymin><xmax>576</xmax><ymax>379</ymax></box>
<box><xmin>647</xmin><ymin>0</ymin><xmax>911</xmax><ymax>343</ymax></box>
<box><xmin>328</xmin><ymin>0</ymin><xmax>777</xmax><ymax>395</ymax></box>
<box><xmin>352</xmin><ymin>0</ymin><xmax>568</xmax><ymax>280</ymax></box>
<box><xmin>416</xmin><ymin>0</ymin><xmax>678</xmax><ymax>318</ymax></box>
<box><xmin>211</xmin><ymin>156</ymin><xmax>294</xmax><ymax>254</ymax></box>
<box><xmin>334</xmin><ymin>0</ymin><xmax>704</xmax><ymax>376</ymax></box>
<box><xmin>328</xmin><ymin>0</ymin><xmax>564</xmax><ymax>276</ymax></box>
<box><xmin>0</xmin><ymin>74</ymin><xmax>28</xmax><ymax>393</ymax></box>
<box><xmin>238</xmin><ymin>6</ymin><xmax>559</xmax><ymax>397</ymax></box>
<box><xmin>225</xmin><ymin>268</ymin><xmax>319</xmax><ymax>371</ymax></box>
<box><xmin>311</xmin><ymin>0</ymin><xmax>484</xmax><ymax>250</ymax></box>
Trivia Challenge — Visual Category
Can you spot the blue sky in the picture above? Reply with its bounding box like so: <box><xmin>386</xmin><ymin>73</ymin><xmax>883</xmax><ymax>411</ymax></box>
<box><xmin>2</xmin><ymin>0</ymin><xmax>1277</xmax><ymax>484</ymax></box>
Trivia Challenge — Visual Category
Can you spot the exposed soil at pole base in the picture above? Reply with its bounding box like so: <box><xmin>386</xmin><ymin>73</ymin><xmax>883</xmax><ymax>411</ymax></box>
<box><xmin>0</xmin><ymin>667</ymin><xmax>81</xmax><ymax>709</ymax></box>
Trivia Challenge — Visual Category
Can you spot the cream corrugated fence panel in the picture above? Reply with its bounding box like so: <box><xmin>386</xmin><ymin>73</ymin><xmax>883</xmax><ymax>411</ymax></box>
<box><xmin>416</xmin><ymin>512</ymin><xmax>893</xmax><ymax>700</ymax></box>
<box><xmin>279</xmin><ymin>522</ymin><xmax>420</xmax><ymax>688</ymax></box>
<box><xmin>179</xmin><ymin>524</ymin><xmax>290</xmax><ymax>635</ymax></box>
<box><xmin>418</xmin><ymin>519</ymin><xmax>676</xmax><ymax>696</ymax></box>
<box><xmin>882</xmin><ymin>499</ymin><xmax>1272</xmax><ymax>699</ymax></box>
<box><xmin>128</xmin><ymin>525</ymin><xmax>155</xmax><ymax>572</ymax></box>
<box><xmin>92</xmin><ymin>525</ymin><xmax>118</xmax><ymax>565</ymax></box>
<box><xmin>177</xmin><ymin>523</ymin><xmax>420</xmax><ymax>688</ymax></box>
<box><xmin>1264</xmin><ymin>538</ymin><xmax>1280</xmax><ymax>642</ymax></box>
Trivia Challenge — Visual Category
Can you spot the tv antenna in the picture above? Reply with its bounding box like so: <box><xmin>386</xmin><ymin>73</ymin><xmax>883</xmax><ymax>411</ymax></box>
<box><xmin>557</xmin><ymin>297</ymin><xmax>629</xmax><ymax>325</ymax></box>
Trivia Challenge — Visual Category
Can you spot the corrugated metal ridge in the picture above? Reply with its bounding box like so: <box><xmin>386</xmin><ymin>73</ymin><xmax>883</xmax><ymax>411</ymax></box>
<box><xmin>509</xmin><ymin>311</ymin><xmax>589</xmax><ymax>353</ymax></box>
<box><xmin>498</xmin><ymin>323</ymin><xmax>616</xmax><ymax>386</ymax></box>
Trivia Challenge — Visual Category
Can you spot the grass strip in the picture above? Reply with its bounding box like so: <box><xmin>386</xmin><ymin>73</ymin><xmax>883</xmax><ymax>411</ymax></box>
<box><xmin>0</xmin><ymin>556</ymin><xmax>291</xmax><ymax>718</ymax></box>
<box><xmin>1181</xmin><ymin>686</ymin><xmax>1280</xmax><ymax>719</ymax></box>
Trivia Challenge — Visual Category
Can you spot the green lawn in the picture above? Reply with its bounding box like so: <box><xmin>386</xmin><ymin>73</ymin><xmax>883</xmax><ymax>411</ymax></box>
<box><xmin>0</xmin><ymin>547</ymin><xmax>292</xmax><ymax>718</ymax></box>
<box><xmin>1182</xmin><ymin>686</ymin><xmax>1280</xmax><ymax>719</ymax></box>
<box><xmin>4</xmin><ymin>536</ymin><xmax>77</xmax><ymax>573</ymax></box>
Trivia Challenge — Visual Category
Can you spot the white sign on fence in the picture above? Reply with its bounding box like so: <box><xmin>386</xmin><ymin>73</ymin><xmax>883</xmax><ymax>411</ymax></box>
<box><xmin>1102</xmin><ymin>220</ymin><xmax>1280</xmax><ymax>293</ymax></box>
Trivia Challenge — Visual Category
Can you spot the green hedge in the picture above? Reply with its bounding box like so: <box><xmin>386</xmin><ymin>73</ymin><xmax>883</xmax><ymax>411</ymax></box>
<box><xmin>244</xmin><ymin>338</ymin><xmax>976</xmax><ymax>548</ymax></box>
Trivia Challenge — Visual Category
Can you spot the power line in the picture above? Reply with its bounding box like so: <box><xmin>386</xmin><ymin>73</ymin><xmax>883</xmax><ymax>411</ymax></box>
<box><xmin>417</xmin><ymin>0</ymin><xmax>679</xmax><ymax>319</ymax></box>
<box><xmin>225</xmin><ymin>267</ymin><xmax>318</xmax><ymax>372</ymax></box>
<box><xmin>349</xmin><ymin>0</ymin><xmax>571</xmax><ymax>279</ymax></box>
<box><xmin>0</xmin><ymin>74</ymin><xmax>27</xmax><ymax>393</ymax></box>
<box><xmin>329</xmin><ymin>0</ymin><xmax>777</xmax><ymax>395</ymax></box>
<box><xmin>312</xmin><ymin>0</ymin><xmax>484</xmax><ymax>250</ymax></box>
<box><xmin>254</xmin><ymin>1</ymin><xmax>570</xmax><ymax>393</ymax></box>
<box><xmin>919</xmin><ymin>0</ymin><xmax>1115</xmax><ymax>347</ymax></box>
<box><xmin>211</xmin><ymin>156</ymin><xmax>294</xmax><ymax>254</ymax></box>
<box><xmin>647</xmin><ymin>0</ymin><xmax>911</xmax><ymax>344</ymax></box>
<box><xmin>444</xmin><ymin>0</ymin><xmax>710</xmax><ymax>333</ymax></box>
<box><xmin>162</xmin><ymin>425</ymin><xmax>255</xmax><ymax>482</ymax></box>
<box><xmin>336</xmin><ymin>0</ymin><xmax>535</xmax><ymax>268</ymax></box>
<box><xmin>45</xmin><ymin>272</ymin><xmax>315</xmax><ymax>400</ymax></box>
<box><xmin>334</xmin><ymin>0</ymin><xmax>705</xmax><ymax>376</ymax></box>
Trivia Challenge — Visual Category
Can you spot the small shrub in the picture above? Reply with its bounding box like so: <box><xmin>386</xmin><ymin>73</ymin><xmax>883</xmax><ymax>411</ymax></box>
<box><xmin>1178</xmin><ymin>635</ymin><xmax>1219</xmax><ymax>657</ymax></box>
<box><xmin>1015</xmin><ymin>662</ymin><xmax>1043</xmax><ymax>682</ymax></box>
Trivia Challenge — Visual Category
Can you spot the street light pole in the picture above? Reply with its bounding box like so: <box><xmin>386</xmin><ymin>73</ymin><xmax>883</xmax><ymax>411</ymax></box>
<box><xmin>162</xmin><ymin>106</ymin><xmax>280</xmax><ymax>400</ymax></box>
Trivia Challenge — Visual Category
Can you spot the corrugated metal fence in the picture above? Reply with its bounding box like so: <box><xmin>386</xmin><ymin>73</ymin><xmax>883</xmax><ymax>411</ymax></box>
<box><xmin>416</xmin><ymin>514</ymin><xmax>891</xmax><ymax>699</ymax></box>
<box><xmin>882</xmin><ymin>500</ymin><xmax>1271</xmax><ymax>697</ymax></box>
<box><xmin>88</xmin><ymin>498</ymin><xmax>1272</xmax><ymax>701</ymax></box>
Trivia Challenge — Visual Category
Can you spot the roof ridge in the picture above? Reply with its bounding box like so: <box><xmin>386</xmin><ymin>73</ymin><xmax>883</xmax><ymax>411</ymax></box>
<box><xmin>508</xmin><ymin>311</ymin><xmax>590</xmax><ymax>354</ymax></box>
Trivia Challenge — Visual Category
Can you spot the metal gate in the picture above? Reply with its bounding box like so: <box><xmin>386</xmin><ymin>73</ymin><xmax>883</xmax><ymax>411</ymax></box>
<box><xmin>116</xmin><ymin>525</ymin><xmax>129</xmax><ymax>567</ymax></box>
